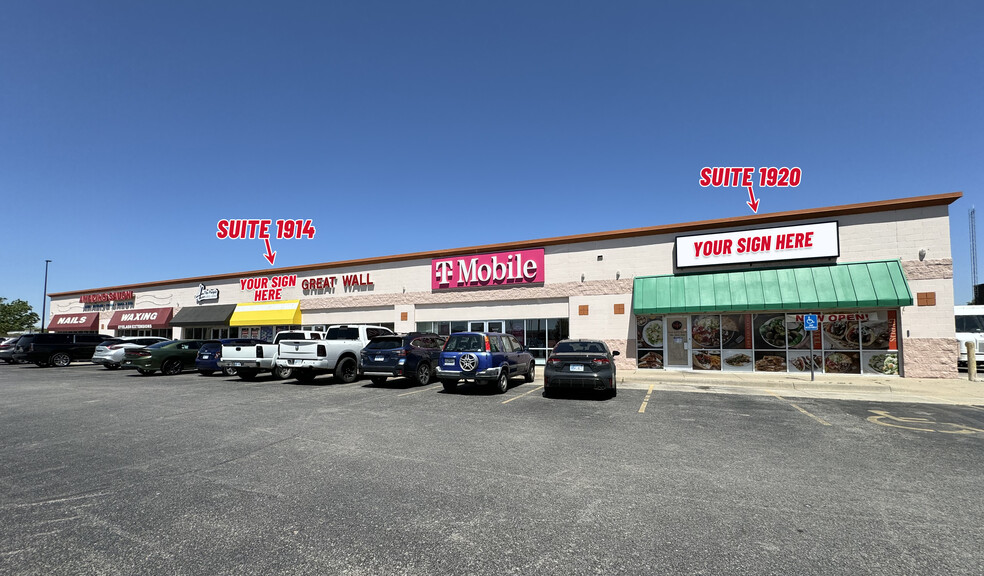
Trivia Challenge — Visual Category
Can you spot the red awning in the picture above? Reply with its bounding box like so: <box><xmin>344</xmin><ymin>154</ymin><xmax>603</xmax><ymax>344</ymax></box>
<box><xmin>47</xmin><ymin>313</ymin><xmax>100</xmax><ymax>332</ymax></box>
<box><xmin>107</xmin><ymin>308</ymin><xmax>174</xmax><ymax>330</ymax></box>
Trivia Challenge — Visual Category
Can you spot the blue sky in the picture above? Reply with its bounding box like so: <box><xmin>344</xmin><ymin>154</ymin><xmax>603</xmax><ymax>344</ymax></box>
<box><xmin>2</xmin><ymin>1</ymin><xmax>981</xmax><ymax>321</ymax></box>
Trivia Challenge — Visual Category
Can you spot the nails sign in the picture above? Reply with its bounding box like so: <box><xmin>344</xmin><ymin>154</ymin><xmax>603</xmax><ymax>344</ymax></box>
<box><xmin>216</xmin><ymin>219</ymin><xmax>317</xmax><ymax>266</ymax></box>
<box><xmin>698</xmin><ymin>167</ymin><xmax>802</xmax><ymax>214</ymax></box>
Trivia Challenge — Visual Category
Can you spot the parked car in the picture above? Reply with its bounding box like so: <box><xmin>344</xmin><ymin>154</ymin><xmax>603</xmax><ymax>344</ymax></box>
<box><xmin>121</xmin><ymin>339</ymin><xmax>205</xmax><ymax>375</ymax></box>
<box><xmin>91</xmin><ymin>336</ymin><xmax>170</xmax><ymax>370</ymax></box>
<box><xmin>359</xmin><ymin>332</ymin><xmax>445</xmax><ymax>385</ymax></box>
<box><xmin>196</xmin><ymin>338</ymin><xmax>268</xmax><ymax>376</ymax></box>
<box><xmin>435</xmin><ymin>332</ymin><xmax>535</xmax><ymax>393</ymax></box>
<box><xmin>543</xmin><ymin>339</ymin><xmax>620</xmax><ymax>398</ymax></box>
<box><xmin>12</xmin><ymin>333</ymin><xmax>113</xmax><ymax>367</ymax></box>
<box><xmin>1</xmin><ymin>336</ymin><xmax>22</xmax><ymax>364</ymax></box>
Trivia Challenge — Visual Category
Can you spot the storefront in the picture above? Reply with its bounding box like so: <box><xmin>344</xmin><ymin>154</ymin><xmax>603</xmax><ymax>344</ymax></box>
<box><xmin>106</xmin><ymin>307</ymin><xmax>174</xmax><ymax>338</ymax></box>
<box><xmin>45</xmin><ymin>192</ymin><xmax>961</xmax><ymax>378</ymax></box>
<box><xmin>632</xmin><ymin>261</ymin><xmax>908</xmax><ymax>375</ymax></box>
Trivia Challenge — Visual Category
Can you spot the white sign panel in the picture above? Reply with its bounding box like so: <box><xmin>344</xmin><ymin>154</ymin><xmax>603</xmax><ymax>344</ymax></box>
<box><xmin>676</xmin><ymin>222</ymin><xmax>839</xmax><ymax>268</ymax></box>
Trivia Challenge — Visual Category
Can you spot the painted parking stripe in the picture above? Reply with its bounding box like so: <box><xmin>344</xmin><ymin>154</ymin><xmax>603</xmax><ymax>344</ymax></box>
<box><xmin>502</xmin><ymin>386</ymin><xmax>543</xmax><ymax>404</ymax></box>
<box><xmin>638</xmin><ymin>384</ymin><xmax>655</xmax><ymax>413</ymax></box>
<box><xmin>397</xmin><ymin>385</ymin><xmax>443</xmax><ymax>397</ymax></box>
<box><xmin>768</xmin><ymin>391</ymin><xmax>831</xmax><ymax>426</ymax></box>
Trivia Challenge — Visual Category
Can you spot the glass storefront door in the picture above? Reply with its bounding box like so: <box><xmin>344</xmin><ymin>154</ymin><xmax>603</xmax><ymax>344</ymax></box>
<box><xmin>469</xmin><ymin>320</ymin><xmax>504</xmax><ymax>332</ymax></box>
<box><xmin>665</xmin><ymin>316</ymin><xmax>691</xmax><ymax>369</ymax></box>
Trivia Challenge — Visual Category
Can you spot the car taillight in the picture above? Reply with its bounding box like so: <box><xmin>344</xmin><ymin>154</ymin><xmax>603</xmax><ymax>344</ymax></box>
<box><xmin>317</xmin><ymin>345</ymin><xmax>327</xmax><ymax>357</ymax></box>
<box><xmin>28</xmin><ymin>344</ymin><xmax>34</xmax><ymax>352</ymax></box>
<box><xmin>484</xmin><ymin>336</ymin><xmax>491</xmax><ymax>352</ymax></box>
<box><xmin>214</xmin><ymin>350</ymin><xmax>221</xmax><ymax>359</ymax></box>
<box><xmin>591</xmin><ymin>357</ymin><xmax>611</xmax><ymax>366</ymax></box>
<box><xmin>256</xmin><ymin>346</ymin><xmax>264</xmax><ymax>358</ymax></box>
<box><xmin>547</xmin><ymin>357</ymin><xmax>562</xmax><ymax>367</ymax></box>
<box><xmin>397</xmin><ymin>350</ymin><xmax>407</xmax><ymax>357</ymax></box>
<box><xmin>129</xmin><ymin>350</ymin><xmax>151</xmax><ymax>357</ymax></box>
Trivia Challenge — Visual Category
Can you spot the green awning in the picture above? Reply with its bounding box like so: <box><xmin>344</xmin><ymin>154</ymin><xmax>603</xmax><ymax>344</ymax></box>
<box><xmin>632</xmin><ymin>260</ymin><xmax>912</xmax><ymax>314</ymax></box>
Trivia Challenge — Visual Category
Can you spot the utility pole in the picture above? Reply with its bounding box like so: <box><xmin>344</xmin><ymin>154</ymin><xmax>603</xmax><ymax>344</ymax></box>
<box><xmin>41</xmin><ymin>259</ymin><xmax>51</xmax><ymax>333</ymax></box>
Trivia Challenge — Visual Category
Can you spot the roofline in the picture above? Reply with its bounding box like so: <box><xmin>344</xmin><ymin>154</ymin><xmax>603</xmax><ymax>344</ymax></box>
<box><xmin>49</xmin><ymin>191</ymin><xmax>962</xmax><ymax>297</ymax></box>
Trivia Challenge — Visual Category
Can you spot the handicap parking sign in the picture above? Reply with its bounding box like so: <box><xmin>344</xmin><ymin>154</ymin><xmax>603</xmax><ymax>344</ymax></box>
<box><xmin>803</xmin><ymin>314</ymin><xmax>819</xmax><ymax>331</ymax></box>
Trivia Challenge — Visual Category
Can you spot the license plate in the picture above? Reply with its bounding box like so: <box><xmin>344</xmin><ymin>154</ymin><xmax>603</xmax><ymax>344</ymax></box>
<box><xmin>444</xmin><ymin>358</ymin><xmax>455</xmax><ymax>366</ymax></box>
<box><xmin>201</xmin><ymin>355</ymin><xmax>210</xmax><ymax>360</ymax></box>
<box><xmin>233</xmin><ymin>362</ymin><xmax>242</xmax><ymax>367</ymax></box>
<box><xmin>374</xmin><ymin>356</ymin><xmax>384</xmax><ymax>362</ymax></box>
<box><xmin>570</xmin><ymin>364</ymin><xmax>584</xmax><ymax>372</ymax></box>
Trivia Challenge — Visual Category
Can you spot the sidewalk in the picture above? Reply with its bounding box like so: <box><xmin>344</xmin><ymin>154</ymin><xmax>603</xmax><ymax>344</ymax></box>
<box><xmin>617</xmin><ymin>368</ymin><xmax>984</xmax><ymax>405</ymax></box>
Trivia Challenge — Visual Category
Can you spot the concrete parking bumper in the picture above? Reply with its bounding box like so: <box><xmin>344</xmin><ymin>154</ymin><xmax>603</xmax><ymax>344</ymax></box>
<box><xmin>617</xmin><ymin>368</ymin><xmax>984</xmax><ymax>405</ymax></box>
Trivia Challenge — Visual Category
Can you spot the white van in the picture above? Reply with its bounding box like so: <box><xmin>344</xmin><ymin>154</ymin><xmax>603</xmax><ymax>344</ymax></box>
<box><xmin>955</xmin><ymin>305</ymin><xmax>984</xmax><ymax>368</ymax></box>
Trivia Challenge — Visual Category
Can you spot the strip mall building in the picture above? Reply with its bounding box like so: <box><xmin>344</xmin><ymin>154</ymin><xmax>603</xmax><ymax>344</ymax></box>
<box><xmin>47</xmin><ymin>192</ymin><xmax>961</xmax><ymax>378</ymax></box>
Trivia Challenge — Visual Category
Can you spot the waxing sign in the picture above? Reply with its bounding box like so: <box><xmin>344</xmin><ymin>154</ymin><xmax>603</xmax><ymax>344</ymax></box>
<box><xmin>676</xmin><ymin>222</ymin><xmax>839</xmax><ymax>268</ymax></box>
<box><xmin>432</xmin><ymin>248</ymin><xmax>544</xmax><ymax>290</ymax></box>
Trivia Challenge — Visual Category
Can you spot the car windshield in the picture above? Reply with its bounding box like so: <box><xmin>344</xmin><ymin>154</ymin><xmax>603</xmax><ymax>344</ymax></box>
<box><xmin>444</xmin><ymin>334</ymin><xmax>485</xmax><ymax>352</ymax></box>
<box><xmin>200</xmin><ymin>342</ymin><xmax>221</xmax><ymax>351</ymax></box>
<box><xmin>554</xmin><ymin>341</ymin><xmax>605</xmax><ymax>354</ymax></box>
<box><xmin>365</xmin><ymin>337</ymin><xmax>404</xmax><ymax>350</ymax></box>
<box><xmin>147</xmin><ymin>341</ymin><xmax>175</xmax><ymax>349</ymax></box>
<box><xmin>956</xmin><ymin>315</ymin><xmax>984</xmax><ymax>333</ymax></box>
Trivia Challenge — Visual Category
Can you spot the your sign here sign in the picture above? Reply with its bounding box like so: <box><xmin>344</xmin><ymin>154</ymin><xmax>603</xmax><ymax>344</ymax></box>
<box><xmin>432</xmin><ymin>248</ymin><xmax>544</xmax><ymax>290</ymax></box>
<box><xmin>676</xmin><ymin>222</ymin><xmax>839</xmax><ymax>268</ymax></box>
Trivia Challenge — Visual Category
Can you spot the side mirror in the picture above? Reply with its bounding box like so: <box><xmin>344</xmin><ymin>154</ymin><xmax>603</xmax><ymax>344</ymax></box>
<box><xmin>613</xmin><ymin>350</ymin><xmax>621</xmax><ymax>356</ymax></box>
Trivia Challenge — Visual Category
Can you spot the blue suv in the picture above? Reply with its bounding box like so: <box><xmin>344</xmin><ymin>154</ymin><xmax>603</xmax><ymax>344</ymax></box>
<box><xmin>436</xmin><ymin>332</ymin><xmax>535</xmax><ymax>393</ymax></box>
<box><xmin>196</xmin><ymin>338</ymin><xmax>268</xmax><ymax>376</ymax></box>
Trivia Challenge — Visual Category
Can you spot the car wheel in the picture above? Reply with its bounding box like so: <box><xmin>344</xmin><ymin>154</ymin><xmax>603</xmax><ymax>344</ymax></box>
<box><xmin>494</xmin><ymin>369</ymin><xmax>508</xmax><ymax>394</ymax></box>
<box><xmin>370</xmin><ymin>376</ymin><xmax>388</xmax><ymax>385</ymax></box>
<box><xmin>138</xmin><ymin>368</ymin><xmax>154</xmax><ymax>376</ymax></box>
<box><xmin>524</xmin><ymin>362</ymin><xmax>535</xmax><ymax>383</ymax></box>
<box><xmin>199</xmin><ymin>370</ymin><xmax>215</xmax><ymax>376</ymax></box>
<box><xmin>295</xmin><ymin>370</ymin><xmax>316</xmax><ymax>383</ymax></box>
<box><xmin>334</xmin><ymin>357</ymin><xmax>358</xmax><ymax>384</ymax></box>
<box><xmin>543</xmin><ymin>387</ymin><xmax>553</xmax><ymax>398</ymax></box>
<box><xmin>161</xmin><ymin>359</ymin><xmax>182</xmax><ymax>376</ymax></box>
<box><xmin>238</xmin><ymin>369</ymin><xmax>258</xmax><ymax>381</ymax></box>
<box><xmin>272</xmin><ymin>365</ymin><xmax>293</xmax><ymax>380</ymax></box>
<box><xmin>222</xmin><ymin>366</ymin><xmax>238</xmax><ymax>377</ymax></box>
<box><xmin>50</xmin><ymin>353</ymin><xmax>71</xmax><ymax>367</ymax></box>
<box><xmin>414</xmin><ymin>362</ymin><xmax>431</xmax><ymax>386</ymax></box>
<box><xmin>441</xmin><ymin>379</ymin><xmax>457</xmax><ymax>393</ymax></box>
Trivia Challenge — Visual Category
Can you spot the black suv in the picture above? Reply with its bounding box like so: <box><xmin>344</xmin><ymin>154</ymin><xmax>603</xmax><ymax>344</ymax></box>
<box><xmin>359</xmin><ymin>332</ymin><xmax>446</xmax><ymax>386</ymax></box>
<box><xmin>13</xmin><ymin>333</ymin><xmax>113</xmax><ymax>367</ymax></box>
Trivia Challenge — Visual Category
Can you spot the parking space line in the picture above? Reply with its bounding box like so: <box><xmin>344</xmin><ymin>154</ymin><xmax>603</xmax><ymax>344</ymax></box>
<box><xmin>768</xmin><ymin>391</ymin><xmax>831</xmax><ymax>426</ymax></box>
<box><xmin>501</xmin><ymin>385</ymin><xmax>543</xmax><ymax>404</ymax></box>
<box><xmin>397</xmin><ymin>385</ymin><xmax>442</xmax><ymax>397</ymax></box>
<box><xmin>638</xmin><ymin>384</ymin><xmax>654</xmax><ymax>413</ymax></box>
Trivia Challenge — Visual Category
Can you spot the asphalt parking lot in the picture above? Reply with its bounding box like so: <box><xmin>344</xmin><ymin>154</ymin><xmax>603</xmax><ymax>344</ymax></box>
<box><xmin>2</xmin><ymin>363</ymin><xmax>983</xmax><ymax>575</ymax></box>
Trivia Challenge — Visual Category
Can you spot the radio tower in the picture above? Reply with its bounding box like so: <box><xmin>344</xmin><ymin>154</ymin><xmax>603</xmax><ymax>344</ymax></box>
<box><xmin>972</xmin><ymin>207</ymin><xmax>978</xmax><ymax>297</ymax></box>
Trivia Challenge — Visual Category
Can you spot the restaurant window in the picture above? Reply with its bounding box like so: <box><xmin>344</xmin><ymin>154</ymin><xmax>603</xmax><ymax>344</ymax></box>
<box><xmin>634</xmin><ymin>311</ymin><xmax>899</xmax><ymax>376</ymax></box>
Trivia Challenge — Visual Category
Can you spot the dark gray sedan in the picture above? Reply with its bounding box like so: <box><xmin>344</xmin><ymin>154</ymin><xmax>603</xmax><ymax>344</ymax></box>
<box><xmin>543</xmin><ymin>339</ymin><xmax>619</xmax><ymax>398</ymax></box>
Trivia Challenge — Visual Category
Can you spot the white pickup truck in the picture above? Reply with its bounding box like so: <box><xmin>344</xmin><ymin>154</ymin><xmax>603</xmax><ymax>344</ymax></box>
<box><xmin>219</xmin><ymin>330</ymin><xmax>324</xmax><ymax>381</ymax></box>
<box><xmin>275</xmin><ymin>325</ymin><xmax>393</xmax><ymax>383</ymax></box>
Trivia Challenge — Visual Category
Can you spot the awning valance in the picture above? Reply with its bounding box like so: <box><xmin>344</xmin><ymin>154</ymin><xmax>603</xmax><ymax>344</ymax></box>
<box><xmin>170</xmin><ymin>304</ymin><xmax>236</xmax><ymax>327</ymax></box>
<box><xmin>107</xmin><ymin>307</ymin><xmax>173</xmax><ymax>330</ymax></box>
<box><xmin>47</xmin><ymin>313</ymin><xmax>100</xmax><ymax>332</ymax></box>
<box><xmin>229</xmin><ymin>300</ymin><xmax>302</xmax><ymax>327</ymax></box>
<box><xmin>632</xmin><ymin>260</ymin><xmax>913</xmax><ymax>315</ymax></box>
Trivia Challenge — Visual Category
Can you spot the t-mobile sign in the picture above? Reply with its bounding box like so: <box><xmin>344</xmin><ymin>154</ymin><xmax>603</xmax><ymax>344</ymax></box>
<box><xmin>432</xmin><ymin>248</ymin><xmax>545</xmax><ymax>290</ymax></box>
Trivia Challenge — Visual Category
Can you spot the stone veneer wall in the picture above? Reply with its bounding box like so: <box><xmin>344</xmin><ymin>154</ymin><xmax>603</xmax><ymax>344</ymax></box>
<box><xmin>902</xmin><ymin>338</ymin><xmax>959</xmax><ymax>378</ymax></box>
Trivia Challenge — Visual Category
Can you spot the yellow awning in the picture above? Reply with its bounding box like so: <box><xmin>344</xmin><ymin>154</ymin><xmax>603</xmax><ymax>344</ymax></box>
<box><xmin>229</xmin><ymin>300</ymin><xmax>302</xmax><ymax>326</ymax></box>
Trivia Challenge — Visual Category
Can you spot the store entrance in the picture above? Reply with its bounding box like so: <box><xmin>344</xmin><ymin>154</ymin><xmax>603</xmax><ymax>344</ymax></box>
<box><xmin>469</xmin><ymin>320</ymin><xmax>504</xmax><ymax>333</ymax></box>
<box><xmin>665</xmin><ymin>316</ymin><xmax>691</xmax><ymax>369</ymax></box>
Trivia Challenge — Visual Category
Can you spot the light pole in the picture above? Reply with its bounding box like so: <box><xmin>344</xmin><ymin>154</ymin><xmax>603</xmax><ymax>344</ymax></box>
<box><xmin>41</xmin><ymin>259</ymin><xmax>51</xmax><ymax>333</ymax></box>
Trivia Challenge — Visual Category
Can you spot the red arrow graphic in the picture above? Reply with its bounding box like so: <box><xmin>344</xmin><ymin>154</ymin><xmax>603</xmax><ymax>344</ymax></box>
<box><xmin>746</xmin><ymin>186</ymin><xmax>760</xmax><ymax>213</ymax></box>
<box><xmin>263</xmin><ymin>238</ymin><xmax>277</xmax><ymax>266</ymax></box>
